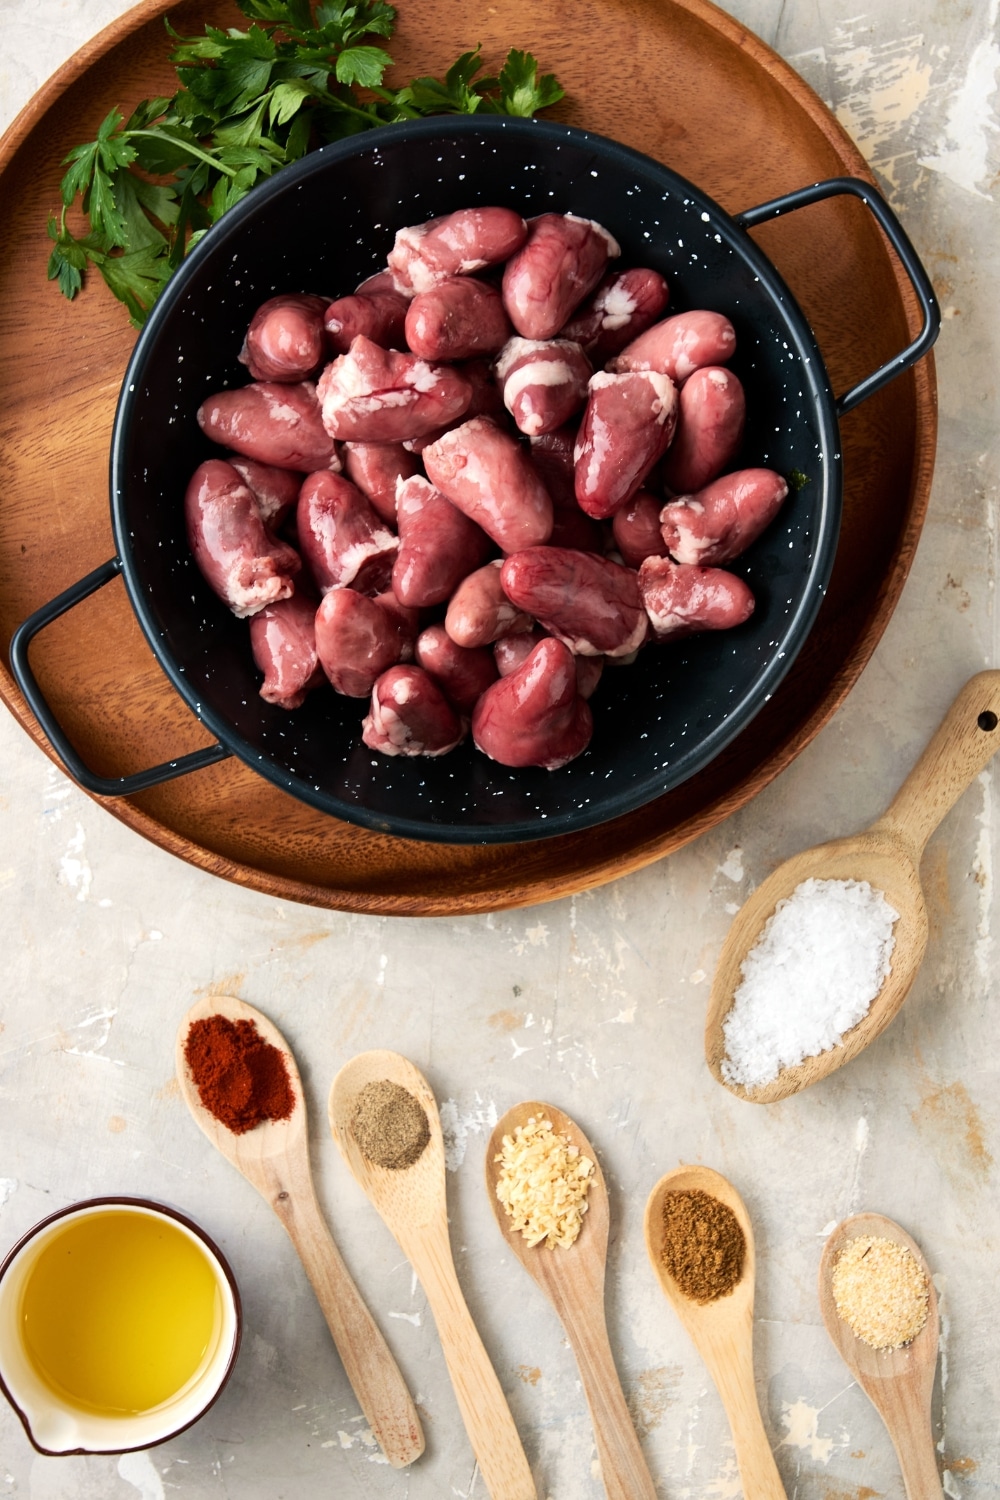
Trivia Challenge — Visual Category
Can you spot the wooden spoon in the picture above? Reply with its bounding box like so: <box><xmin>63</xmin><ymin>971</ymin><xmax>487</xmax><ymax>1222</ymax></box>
<box><xmin>706</xmin><ymin>670</ymin><xmax>1000</xmax><ymax>1102</ymax></box>
<box><xmin>175</xmin><ymin>997</ymin><xmax>424</xmax><ymax>1469</ymax></box>
<box><xmin>644</xmin><ymin>1165</ymin><xmax>785</xmax><ymax>1499</ymax></box>
<box><xmin>484</xmin><ymin>1102</ymin><xmax>657</xmax><ymax>1500</ymax></box>
<box><xmin>819</xmin><ymin>1214</ymin><xmax>941</xmax><ymax>1500</ymax></box>
<box><xmin>328</xmin><ymin>1050</ymin><xmax>537</xmax><ymax>1500</ymax></box>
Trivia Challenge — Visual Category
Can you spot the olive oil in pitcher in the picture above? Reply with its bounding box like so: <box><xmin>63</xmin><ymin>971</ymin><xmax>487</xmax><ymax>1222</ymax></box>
<box><xmin>20</xmin><ymin>1209</ymin><xmax>221</xmax><ymax>1414</ymax></box>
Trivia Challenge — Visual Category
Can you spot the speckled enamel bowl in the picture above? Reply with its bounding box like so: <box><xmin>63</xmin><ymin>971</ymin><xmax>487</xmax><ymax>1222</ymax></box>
<box><xmin>101</xmin><ymin>116</ymin><xmax>931</xmax><ymax>843</ymax></box>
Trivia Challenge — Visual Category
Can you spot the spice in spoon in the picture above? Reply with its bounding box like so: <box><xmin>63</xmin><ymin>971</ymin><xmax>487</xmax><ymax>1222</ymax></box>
<box><xmin>660</xmin><ymin>1188</ymin><xmax>745</xmax><ymax>1302</ymax></box>
<box><xmin>494</xmin><ymin>1116</ymin><xmax>595</xmax><ymax>1249</ymax></box>
<box><xmin>184</xmin><ymin>1014</ymin><xmax>295</xmax><ymax>1134</ymax></box>
<box><xmin>352</xmin><ymin>1080</ymin><xmax>431</xmax><ymax>1170</ymax></box>
<box><xmin>721</xmin><ymin>877</ymin><xmax>899</xmax><ymax>1090</ymax></box>
<box><xmin>831</xmin><ymin>1235</ymin><xmax>929</xmax><ymax>1349</ymax></box>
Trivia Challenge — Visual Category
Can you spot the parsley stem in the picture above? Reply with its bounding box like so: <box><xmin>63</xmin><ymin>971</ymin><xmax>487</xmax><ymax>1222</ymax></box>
<box><xmin>307</xmin><ymin>88</ymin><xmax>386</xmax><ymax>127</ymax></box>
<box><xmin>128</xmin><ymin>129</ymin><xmax>239</xmax><ymax>178</ymax></box>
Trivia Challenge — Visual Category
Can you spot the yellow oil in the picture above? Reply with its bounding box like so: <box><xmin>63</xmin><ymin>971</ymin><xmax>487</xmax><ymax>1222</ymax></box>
<box><xmin>20</xmin><ymin>1210</ymin><xmax>222</xmax><ymax>1415</ymax></box>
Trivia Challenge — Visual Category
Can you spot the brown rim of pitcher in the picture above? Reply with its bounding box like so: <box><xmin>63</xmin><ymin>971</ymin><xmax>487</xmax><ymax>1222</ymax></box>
<box><xmin>0</xmin><ymin>1195</ymin><xmax>243</xmax><ymax>1457</ymax></box>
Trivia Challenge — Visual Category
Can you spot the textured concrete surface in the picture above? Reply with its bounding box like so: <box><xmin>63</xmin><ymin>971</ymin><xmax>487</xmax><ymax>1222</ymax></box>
<box><xmin>1</xmin><ymin>1</ymin><xmax>998</xmax><ymax>1496</ymax></box>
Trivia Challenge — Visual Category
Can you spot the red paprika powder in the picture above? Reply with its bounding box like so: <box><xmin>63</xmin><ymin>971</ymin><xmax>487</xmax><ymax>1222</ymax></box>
<box><xmin>184</xmin><ymin>1014</ymin><xmax>295</xmax><ymax>1134</ymax></box>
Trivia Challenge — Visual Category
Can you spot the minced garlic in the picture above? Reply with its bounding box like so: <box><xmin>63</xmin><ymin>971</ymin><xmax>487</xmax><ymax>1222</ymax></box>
<box><xmin>494</xmin><ymin>1116</ymin><xmax>595</xmax><ymax>1249</ymax></box>
<box><xmin>832</xmin><ymin>1235</ymin><xmax>929</xmax><ymax>1349</ymax></box>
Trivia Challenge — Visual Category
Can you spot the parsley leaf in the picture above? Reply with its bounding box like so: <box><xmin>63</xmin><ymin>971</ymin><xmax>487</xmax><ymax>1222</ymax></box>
<box><xmin>47</xmin><ymin>215</ymin><xmax>87</xmax><ymax>299</ymax></box>
<box><xmin>496</xmin><ymin>49</ymin><xmax>564</xmax><ymax>116</ymax></box>
<box><xmin>99</xmin><ymin>243</ymin><xmax>175</xmax><ymax>325</ymax></box>
<box><xmin>51</xmin><ymin>2</ymin><xmax>566</xmax><ymax>325</ymax></box>
<box><xmin>238</xmin><ymin>0</ymin><xmax>317</xmax><ymax>26</ymax></box>
<box><xmin>113</xmin><ymin>172</ymin><xmax>170</xmax><ymax>253</ymax></box>
<box><xmin>393</xmin><ymin>49</ymin><xmax>489</xmax><ymax>115</ymax></box>
<box><xmin>335</xmin><ymin>44</ymin><xmax>393</xmax><ymax>88</ymax></box>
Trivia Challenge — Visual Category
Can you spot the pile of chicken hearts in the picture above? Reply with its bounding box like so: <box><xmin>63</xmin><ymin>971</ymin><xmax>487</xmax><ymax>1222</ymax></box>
<box><xmin>185</xmin><ymin>205</ymin><xmax>790</xmax><ymax>770</ymax></box>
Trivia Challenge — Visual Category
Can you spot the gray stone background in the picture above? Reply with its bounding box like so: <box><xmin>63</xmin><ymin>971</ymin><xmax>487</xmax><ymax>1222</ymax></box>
<box><xmin>0</xmin><ymin>0</ymin><xmax>998</xmax><ymax>1495</ymax></box>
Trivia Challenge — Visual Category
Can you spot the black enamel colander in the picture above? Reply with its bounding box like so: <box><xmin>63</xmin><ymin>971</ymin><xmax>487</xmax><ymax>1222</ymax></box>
<box><xmin>11</xmin><ymin>116</ymin><xmax>938</xmax><ymax>843</ymax></box>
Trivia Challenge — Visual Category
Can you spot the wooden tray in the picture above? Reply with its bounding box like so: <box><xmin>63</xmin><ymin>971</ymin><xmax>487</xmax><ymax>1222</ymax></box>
<box><xmin>0</xmin><ymin>0</ymin><xmax>937</xmax><ymax>916</ymax></box>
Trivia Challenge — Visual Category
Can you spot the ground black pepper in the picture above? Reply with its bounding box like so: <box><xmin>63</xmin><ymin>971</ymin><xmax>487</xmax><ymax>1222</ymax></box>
<box><xmin>352</xmin><ymin>1080</ymin><xmax>430</xmax><ymax>1169</ymax></box>
<box><xmin>660</xmin><ymin>1188</ymin><xmax>746</xmax><ymax>1303</ymax></box>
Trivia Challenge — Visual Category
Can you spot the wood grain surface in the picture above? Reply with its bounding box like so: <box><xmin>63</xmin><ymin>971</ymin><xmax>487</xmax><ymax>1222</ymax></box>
<box><xmin>819</xmin><ymin>1215</ymin><xmax>941</xmax><ymax>1500</ymax></box>
<box><xmin>705</xmin><ymin>670</ymin><xmax>1000</xmax><ymax>1102</ymax></box>
<box><xmin>329</xmin><ymin>1051</ymin><xmax>537</xmax><ymax>1500</ymax></box>
<box><xmin>644</xmin><ymin>1165</ymin><xmax>785</xmax><ymax>1499</ymax></box>
<box><xmin>175</xmin><ymin>998</ymin><xmax>425</xmax><ymax>1468</ymax></box>
<box><xmin>0</xmin><ymin>0</ymin><xmax>937</xmax><ymax>914</ymax></box>
<box><xmin>485</xmin><ymin>1103</ymin><xmax>658</xmax><ymax>1500</ymax></box>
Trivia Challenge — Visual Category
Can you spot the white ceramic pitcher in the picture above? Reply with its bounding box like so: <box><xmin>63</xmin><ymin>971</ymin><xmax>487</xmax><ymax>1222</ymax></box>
<box><xmin>0</xmin><ymin>1197</ymin><xmax>241</xmax><ymax>1456</ymax></box>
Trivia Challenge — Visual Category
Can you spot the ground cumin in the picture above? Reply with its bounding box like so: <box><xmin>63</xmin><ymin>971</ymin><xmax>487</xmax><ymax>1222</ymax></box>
<box><xmin>353</xmin><ymin>1080</ymin><xmax>430</xmax><ymax>1170</ymax></box>
<box><xmin>660</xmin><ymin>1188</ymin><xmax>746</xmax><ymax>1303</ymax></box>
<box><xmin>184</xmin><ymin>1014</ymin><xmax>295</xmax><ymax>1134</ymax></box>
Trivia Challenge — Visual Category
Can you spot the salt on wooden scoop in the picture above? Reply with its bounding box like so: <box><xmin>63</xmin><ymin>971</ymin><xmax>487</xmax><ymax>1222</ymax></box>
<box><xmin>706</xmin><ymin>671</ymin><xmax>1000</xmax><ymax>1102</ymax></box>
<box><xmin>721</xmin><ymin>876</ymin><xmax>899</xmax><ymax>1089</ymax></box>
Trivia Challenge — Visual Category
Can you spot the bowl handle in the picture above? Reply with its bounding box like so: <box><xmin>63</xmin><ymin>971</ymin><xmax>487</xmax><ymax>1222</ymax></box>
<box><xmin>9</xmin><ymin>558</ymin><xmax>231</xmax><ymax>796</ymax></box>
<box><xmin>733</xmin><ymin>176</ymin><xmax>940</xmax><ymax>417</ymax></box>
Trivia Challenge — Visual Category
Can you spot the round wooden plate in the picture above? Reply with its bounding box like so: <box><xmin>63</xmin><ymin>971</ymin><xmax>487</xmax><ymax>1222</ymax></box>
<box><xmin>0</xmin><ymin>0</ymin><xmax>936</xmax><ymax>915</ymax></box>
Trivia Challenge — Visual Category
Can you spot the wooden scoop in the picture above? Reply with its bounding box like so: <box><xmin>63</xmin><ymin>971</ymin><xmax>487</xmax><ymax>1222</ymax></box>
<box><xmin>706</xmin><ymin>670</ymin><xmax>1000</xmax><ymax>1102</ymax></box>
<box><xmin>329</xmin><ymin>1050</ymin><xmax>537</xmax><ymax>1500</ymax></box>
<box><xmin>484</xmin><ymin>1102</ymin><xmax>658</xmax><ymax>1500</ymax></box>
<box><xmin>644</xmin><ymin>1165</ymin><xmax>785</xmax><ymax>1499</ymax></box>
<box><xmin>819</xmin><ymin>1214</ymin><xmax>941</xmax><ymax>1500</ymax></box>
<box><xmin>176</xmin><ymin>997</ymin><xmax>424</xmax><ymax>1469</ymax></box>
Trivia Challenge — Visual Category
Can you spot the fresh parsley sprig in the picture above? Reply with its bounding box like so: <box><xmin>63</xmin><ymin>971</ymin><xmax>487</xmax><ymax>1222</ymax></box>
<box><xmin>48</xmin><ymin>0</ymin><xmax>565</xmax><ymax>327</ymax></box>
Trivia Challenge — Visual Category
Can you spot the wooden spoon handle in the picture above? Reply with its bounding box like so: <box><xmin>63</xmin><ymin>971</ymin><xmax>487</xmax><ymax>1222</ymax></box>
<box><xmin>708</xmin><ymin>1340</ymin><xmax>785</xmax><ymax>1500</ymax></box>
<box><xmin>275</xmin><ymin>1186</ymin><xmax>424</xmax><ymax>1469</ymax></box>
<box><xmin>563</xmin><ymin>1314</ymin><xmax>657</xmax><ymax>1500</ymax></box>
<box><xmin>894</xmin><ymin>1423</ymin><xmax>944</xmax><ymax>1500</ymax></box>
<box><xmin>414</xmin><ymin>1233</ymin><xmax>536</xmax><ymax>1500</ymax></box>
<box><xmin>876</xmin><ymin>670</ymin><xmax>1000</xmax><ymax>856</ymax></box>
<box><xmin>862</xmin><ymin>1376</ymin><xmax>942</xmax><ymax>1500</ymax></box>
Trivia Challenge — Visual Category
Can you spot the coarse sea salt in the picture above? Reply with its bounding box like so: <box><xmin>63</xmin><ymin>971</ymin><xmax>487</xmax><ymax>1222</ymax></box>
<box><xmin>721</xmin><ymin>877</ymin><xmax>899</xmax><ymax>1090</ymax></box>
